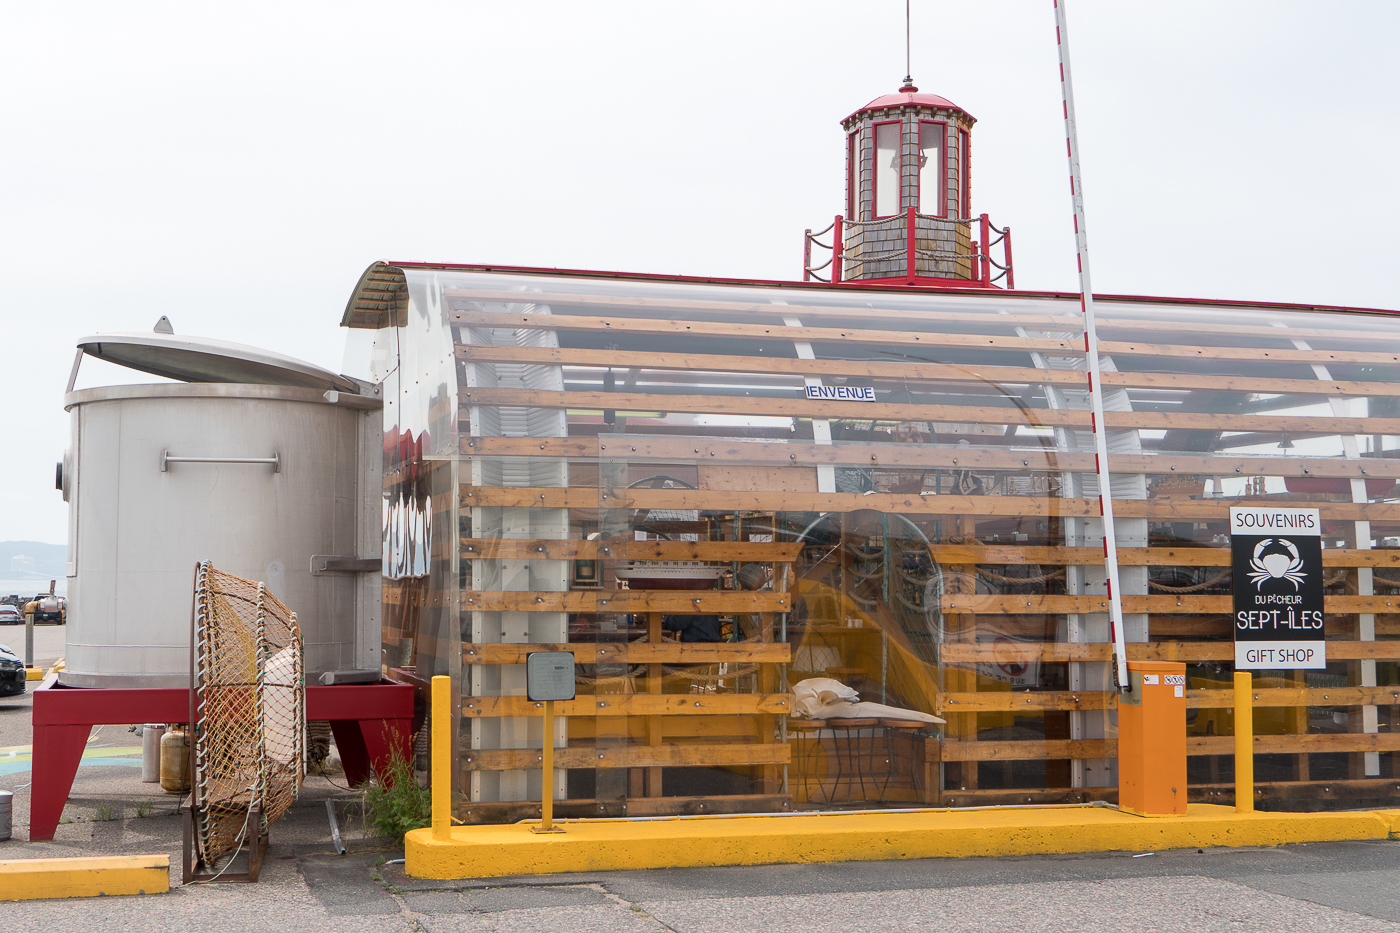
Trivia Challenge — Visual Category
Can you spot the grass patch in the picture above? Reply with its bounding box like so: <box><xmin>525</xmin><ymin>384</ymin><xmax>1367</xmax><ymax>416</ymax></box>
<box><xmin>359</xmin><ymin>746</ymin><xmax>431</xmax><ymax>841</ymax></box>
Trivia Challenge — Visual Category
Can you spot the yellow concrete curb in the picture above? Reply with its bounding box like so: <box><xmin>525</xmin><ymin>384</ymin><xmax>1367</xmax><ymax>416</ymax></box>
<box><xmin>25</xmin><ymin>669</ymin><xmax>43</xmax><ymax>681</ymax></box>
<box><xmin>405</xmin><ymin>804</ymin><xmax>1393</xmax><ymax>880</ymax></box>
<box><xmin>0</xmin><ymin>855</ymin><xmax>169</xmax><ymax>901</ymax></box>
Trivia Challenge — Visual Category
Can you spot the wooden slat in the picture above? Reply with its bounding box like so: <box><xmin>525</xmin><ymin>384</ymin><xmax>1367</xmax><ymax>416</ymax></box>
<box><xmin>462</xmin><ymin>743</ymin><xmax>790</xmax><ymax>771</ymax></box>
<box><xmin>940</xmin><ymin>594</ymin><xmax>1400</xmax><ymax>614</ymax></box>
<box><xmin>459</xmin><ymin>538</ymin><xmax>800</xmax><ymax>562</ymax></box>
<box><xmin>444</xmin><ymin>284</ymin><xmax>1400</xmax><ymax>349</ymax></box>
<box><xmin>463</xmin><ymin>485</ymin><xmax>1101</xmax><ymax>518</ymax></box>
<box><xmin>939</xmin><ymin>685</ymin><xmax>1400</xmax><ymax>712</ymax></box>
<box><xmin>456</xmin><ymin>434</ymin><xmax>1400</xmax><ymax>483</ymax></box>
<box><xmin>932</xmin><ymin>546</ymin><xmax>1400</xmax><ymax>568</ymax></box>
<box><xmin>450</xmin><ymin>309</ymin><xmax>1400</xmax><ymax>366</ymax></box>
<box><xmin>461</xmin><ymin>484</ymin><xmax>1400</xmax><ymax>523</ymax></box>
<box><xmin>455</xmin><ymin>342</ymin><xmax>1400</xmax><ymax>401</ymax></box>
<box><xmin>451</xmin><ymin>309</ymin><xmax>1085</xmax><ymax>355</ymax></box>
<box><xmin>461</xmin><ymin>694</ymin><xmax>791</xmax><ymax>717</ymax></box>
<box><xmin>1192</xmin><ymin>686</ymin><xmax>1400</xmax><ymax>708</ymax></box>
<box><xmin>939</xmin><ymin>640</ymin><xmax>1400</xmax><ymax>664</ymax></box>
<box><xmin>461</xmin><ymin>386</ymin><xmax>1400</xmax><ymax>437</ymax></box>
<box><xmin>940</xmin><ymin>691</ymin><xmax>1114</xmax><ymax>712</ymax></box>
<box><xmin>1189</xmin><ymin>733</ymin><xmax>1400</xmax><ymax>755</ymax></box>
<box><xmin>945</xmin><ymin>732</ymin><xmax>1400</xmax><ymax>760</ymax></box>
<box><xmin>463</xmin><ymin>642</ymin><xmax>791</xmax><ymax>664</ymax></box>
<box><xmin>460</xmin><ymin>590</ymin><xmax>789</xmax><ymax>613</ymax></box>
<box><xmin>940</xmin><ymin>739</ymin><xmax>1115</xmax><ymax>762</ymax></box>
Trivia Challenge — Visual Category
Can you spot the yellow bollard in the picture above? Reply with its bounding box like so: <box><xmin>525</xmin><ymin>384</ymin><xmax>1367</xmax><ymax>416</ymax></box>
<box><xmin>1234</xmin><ymin>670</ymin><xmax>1254</xmax><ymax>813</ymax></box>
<box><xmin>431</xmin><ymin>675</ymin><xmax>451</xmax><ymax>840</ymax></box>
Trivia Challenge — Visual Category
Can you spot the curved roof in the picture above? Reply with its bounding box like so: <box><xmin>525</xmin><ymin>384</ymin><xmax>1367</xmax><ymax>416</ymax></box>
<box><xmin>843</xmin><ymin>84</ymin><xmax>975</xmax><ymax>125</ymax></box>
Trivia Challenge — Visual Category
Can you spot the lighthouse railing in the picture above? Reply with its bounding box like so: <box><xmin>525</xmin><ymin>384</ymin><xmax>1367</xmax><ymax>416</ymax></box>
<box><xmin>805</xmin><ymin>212</ymin><xmax>1014</xmax><ymax>287</ymax></box>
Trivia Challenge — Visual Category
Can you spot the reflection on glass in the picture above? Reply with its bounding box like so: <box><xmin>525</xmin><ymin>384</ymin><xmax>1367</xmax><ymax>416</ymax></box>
<box><xmin>919</xmin><ymin>122</ymin><xmax>943</xmax><ymax>217</ymax></box>
<box><xmin>874</xmin><ymin>122</ymin><xmax>900</xmax><ymax>217</ymax></box>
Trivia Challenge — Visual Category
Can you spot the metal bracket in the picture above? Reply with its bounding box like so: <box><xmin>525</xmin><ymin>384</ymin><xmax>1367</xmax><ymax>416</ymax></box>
<box><xmin>310</xmin><ymin>556</ymin><xmax>380</xmax><ymax>575</ymax></box>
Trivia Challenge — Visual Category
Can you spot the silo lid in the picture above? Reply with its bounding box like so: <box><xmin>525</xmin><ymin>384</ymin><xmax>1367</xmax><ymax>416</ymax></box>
<box><xmin>76</xmin><ymin>331</ymin><xmax>360</xmax><ymax>392</ymax></box>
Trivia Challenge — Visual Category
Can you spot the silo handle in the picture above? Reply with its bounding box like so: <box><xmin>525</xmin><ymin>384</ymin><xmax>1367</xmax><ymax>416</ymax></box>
<box><xmin>161</xmin><ymin>451</ymin><xmax>280</xmax><ymax>473</ymax></box>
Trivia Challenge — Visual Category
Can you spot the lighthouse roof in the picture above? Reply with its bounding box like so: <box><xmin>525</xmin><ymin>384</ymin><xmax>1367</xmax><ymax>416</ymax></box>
<box><xmin>843</xmin><ymin>84</ymin><xmax>975</xmax><ymax>125</ymax></box>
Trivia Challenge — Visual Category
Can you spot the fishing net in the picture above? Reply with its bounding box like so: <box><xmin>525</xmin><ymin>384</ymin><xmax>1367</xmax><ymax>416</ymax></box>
<box><xmin>192</xmin><ymin>562</ymin><xmax>305</xmax><ymax>867</ymax></box>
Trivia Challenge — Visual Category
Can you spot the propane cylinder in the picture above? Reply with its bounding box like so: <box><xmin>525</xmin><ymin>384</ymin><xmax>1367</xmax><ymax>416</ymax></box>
<box><xmin>159</xmin><ymin>727</ymin><xmax>190</xmax><ymax>794</ymax></box>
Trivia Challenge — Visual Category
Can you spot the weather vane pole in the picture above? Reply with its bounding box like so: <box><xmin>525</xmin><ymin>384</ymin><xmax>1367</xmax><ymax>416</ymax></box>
<box><xmin>905</xmin><ymin>0</ymin><xmax>912</xmax><ymax>84</ymax></box>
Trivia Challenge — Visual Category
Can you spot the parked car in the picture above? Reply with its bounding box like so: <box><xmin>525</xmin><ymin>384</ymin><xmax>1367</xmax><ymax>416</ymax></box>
<box><xmin>0</xmin><ymin>606</ymin><xmax>20</xmax><ymax>625</ymax></box>
<box><xmin>0</xmin><ymin>643</ymin><xmax>26</xmax><ymax>697</ymax></box>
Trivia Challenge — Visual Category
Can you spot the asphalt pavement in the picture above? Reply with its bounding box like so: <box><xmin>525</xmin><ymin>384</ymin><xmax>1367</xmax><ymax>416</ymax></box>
<box><xmin>3</xmin><ymin>626</ymin><xmax>1400</xmax><ymax>931</ymax></box>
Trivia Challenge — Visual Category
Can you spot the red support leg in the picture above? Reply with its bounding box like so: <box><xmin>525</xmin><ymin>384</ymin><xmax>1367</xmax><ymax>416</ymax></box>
<box><xmin>329</xmin><ymin>720</ymin><xmax>372</xmax><ymax>787</ymax></box>
<box><xmin>30</xmin><ymin>722</ymin><xmax>92</xmax><ymax>841</ymax></box>
<box><xmin>360</xmin><ymin>718</ymin><xmax>414</xmax><ymax>785</ymax></box>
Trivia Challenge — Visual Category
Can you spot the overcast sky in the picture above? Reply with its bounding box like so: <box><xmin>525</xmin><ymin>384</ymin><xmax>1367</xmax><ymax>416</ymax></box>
<box><xmin>2</xmin><ymin>0</ymin><xmax>1396</xmax><ymax>547</ymax></box>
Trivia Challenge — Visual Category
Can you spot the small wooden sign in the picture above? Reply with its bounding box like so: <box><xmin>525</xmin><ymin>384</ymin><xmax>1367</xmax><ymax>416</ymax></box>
<box><xmin>526</xmin><ymin>651</ymin><xmax>576</xmax><ymax>702</ymax></box>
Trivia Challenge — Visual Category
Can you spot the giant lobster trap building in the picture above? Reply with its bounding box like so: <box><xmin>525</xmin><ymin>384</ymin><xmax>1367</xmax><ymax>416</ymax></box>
<box><xmin>344</xmin><ymin>82</ymin><xmax>1400</xmax><ymax>821</ymax></box>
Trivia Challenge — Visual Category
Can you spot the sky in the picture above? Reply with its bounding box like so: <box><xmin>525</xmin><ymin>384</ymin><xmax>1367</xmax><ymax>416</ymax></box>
<box><xmin>2</xmin><ymin>0</ymin><xmax>1397</xmax><ymax>547</ymax></box>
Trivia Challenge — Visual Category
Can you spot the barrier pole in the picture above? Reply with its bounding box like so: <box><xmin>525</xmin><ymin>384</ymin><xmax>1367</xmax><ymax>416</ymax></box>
<box><xmin>431</xmin><ymin>675</ymin><xmax>451</xmax><ymax>840</ymax></box>
<box><xmin>24</xmin><ymin>611</ymin><xmax>34</xmax><ymax>668</ymax></box>
<box><xmin>1234</xmin><ymin>671</ymin><xmax>1254</xmax><ymax>813</ymax></box>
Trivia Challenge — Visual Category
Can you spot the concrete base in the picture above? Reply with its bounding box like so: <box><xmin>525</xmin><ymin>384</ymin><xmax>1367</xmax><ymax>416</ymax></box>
<box><xmin>406</xmin><ymin>804</ymin><xmax>1400</xmax><ymax>880</ymax></box>
<box><xmin>0</xmin><ymin>855</ymin><xmax>169</xmax><ymax>900</ymax></box>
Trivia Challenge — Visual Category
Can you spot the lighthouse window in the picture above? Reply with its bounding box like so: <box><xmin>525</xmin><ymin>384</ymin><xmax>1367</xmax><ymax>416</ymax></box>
<box><xmin>959</xmin><ymin>127</ymin><xmax>970</xmax><ymax>218</ymax></box>
<box><xmin>873</xmin><ymin>121</ymin><xmax>900</xmax><ymax>217</ymax></box>
<box><xmin>919</xmin><ymin>121</ymin><xmax>945</xmax><ymax>217</ymax></box>
<box><xmin>847</xmin><ymin>131</ymin><xmax>858</xmax><ymax>218</ymax></box>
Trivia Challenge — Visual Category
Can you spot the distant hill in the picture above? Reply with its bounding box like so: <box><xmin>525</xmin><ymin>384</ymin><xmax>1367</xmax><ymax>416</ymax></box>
<box><xmin>0</xmin><ymin>541</ymin><xmax>68</xmax><ymax>598</ymax></box>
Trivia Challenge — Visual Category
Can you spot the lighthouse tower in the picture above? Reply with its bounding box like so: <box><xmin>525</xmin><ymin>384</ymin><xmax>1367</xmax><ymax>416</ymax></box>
<box><xmin>806</xmin><ymin>81</ymin><xmax>1011</xmax><ymax>288</ymax></box>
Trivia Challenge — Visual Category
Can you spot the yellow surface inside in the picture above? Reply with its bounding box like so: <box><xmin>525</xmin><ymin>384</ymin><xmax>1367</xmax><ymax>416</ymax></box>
<box><xmin>0</xmin><ymin>855</ymin><xmax>169</xmax><ymax>901</ymax></box>
<box><xmin>406</xmin><ymin>805</ymin><xmax>1396</xmax><ymax>880</ymax></box>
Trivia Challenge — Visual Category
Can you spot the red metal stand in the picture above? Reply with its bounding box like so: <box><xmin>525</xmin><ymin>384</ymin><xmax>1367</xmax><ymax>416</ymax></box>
<box><xmin>29</xmin><ymin>680</ymin><xmax>415</xmax><ymax>841</ymax></box>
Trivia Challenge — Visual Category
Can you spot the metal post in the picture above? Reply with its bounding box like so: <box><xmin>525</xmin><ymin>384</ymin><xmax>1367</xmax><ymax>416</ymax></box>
<box><xmin>542</xmin><ymin>700</ymin><xmax>555</xmax><ymax>831</ymax></box>
<box><xmin>803</xmin><ymin>229</ymin><xmax>812</xmax><ymax>282</ymax></box>
<box><xmin>24</xmin><ymin>612</ymin><xmax>33</xmax><ymax>669</ymax></box>
<box><xmin>1053</xmin><ymin>0</ymin><xmax>1130</xmax><ymax>693</ymax></box>
<box><xmin>832</xmin><ymin>215</ymin><xmax>844</xmax><ymax>283</ymax></box>
<box><xmin>979</xmin><ymin>214</ymin><xmax>990</xmax><ymax>285</ymax></box>
<box><xmin>1234</xmin><ymin>671</ymin><xmax>1254</xmax><ymax>813</ymax></box>
<box><xmin>905</xmin><ymin>206</ymin><xmax>917</xmax><ymax>285</ymax></box>
<box><xmin>430</xmin><ymin>674</ymin><xmax>450</xmax><ymax>840</ymax></box>
<box><xmin>1002</xmin><ymin>226</ymin><xmax>1015</xmax><ymax>290</ymax></box>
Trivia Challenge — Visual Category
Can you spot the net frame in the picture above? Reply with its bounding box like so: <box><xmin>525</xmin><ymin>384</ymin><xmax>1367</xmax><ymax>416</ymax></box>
<box><xmin>191</xmin><ymin>561</ymin><xmax>305</xmax><ymax>867</ymax></box>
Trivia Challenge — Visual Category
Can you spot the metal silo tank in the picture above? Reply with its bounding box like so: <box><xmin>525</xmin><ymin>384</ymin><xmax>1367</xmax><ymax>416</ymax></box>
<box><xmin>58</xmin><ymin>330</ymin><xmax>383</xmax><ymax>688</ymax></box>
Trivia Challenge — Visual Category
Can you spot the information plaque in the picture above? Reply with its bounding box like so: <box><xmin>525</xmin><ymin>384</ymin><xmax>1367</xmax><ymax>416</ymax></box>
<box><xmin>526</xmin><ymin>651</ymin><xmax>576</xmax><ymax>702</ymax></box>
<box><xmin>1231</xmin><ymin>506</ymin><xmax>1325</xmax><ymax>670</ymax></box>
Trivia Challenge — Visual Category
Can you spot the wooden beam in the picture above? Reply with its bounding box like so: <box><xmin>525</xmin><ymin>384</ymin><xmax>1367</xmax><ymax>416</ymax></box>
<box><xmin>458</xmin><ymin>538</ymin><xmax>800</xmax><ymax>562</ymax></box>
<box><xmin>454</xmin><ymin>342</ymin><xmax>1400</xmax><ymax>401</ymax></box>
<box><xmin>939</xmin><ymin>685</ymin><xmax>1400</xmax><ymax>712</ymax></box>
<box><xmin>1189</xmin><ymin>732</ymin><xmax>1400</xmax><ymax>755</ymax></box>
<box><xmin>940</xmin><ymin>738</ymin><xmax>1115</xmax><ymax>762</ymax></box>
<box><xmin>449</xmin><ymin>309</ymin><xmax>1400</xmax><ymax>366</ymax></box>
<box><xmin>462</xmin><ymin>743</ymin><xmax>790</xmax><ymax>771</ymax></box>
<box><xmin>939</xmin><ymin>640</ymin><xmax>1400</xmax><ymax>664</ymax></box>
<box><xmin>460</xmin><ymin>386</ymin><xmax>1400</xmax><ymax>437</ymax></box>
<box><xmin>939</xmin><ymin>594</ymin><xmax>1400</xmax><ymax>614</ymax></box>
<box><xmin>454</xmin><ymin>434</ymin><xmax>1400</xmax><ymax>483</ymax></box>
<box><xmin>459</xmin><ymin>589</ymin><xmax>789</xmax><ymax>613</ymax></box>
<box><xmin>463</xmin><ymin>642</ymin><xmax>791</xmax><ymax>665</ymax></box>
<box><xmin>461</xmin><ymin>694</ymin><xmax>791</xmax><ymax>717</ymax></box>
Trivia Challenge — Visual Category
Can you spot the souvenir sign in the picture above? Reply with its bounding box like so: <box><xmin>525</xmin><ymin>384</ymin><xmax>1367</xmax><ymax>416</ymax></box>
<box><xmin>1231</xmin><ymin>507</ymin><xmax>1325</xmax><ymax>669</ymax></box>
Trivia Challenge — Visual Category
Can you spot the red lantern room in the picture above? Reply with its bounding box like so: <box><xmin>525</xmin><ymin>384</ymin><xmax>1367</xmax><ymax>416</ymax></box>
<box><xmin>805</xmin><ymin>81</ymin><xmax>1013</xmax><ymax>288</ymax></box>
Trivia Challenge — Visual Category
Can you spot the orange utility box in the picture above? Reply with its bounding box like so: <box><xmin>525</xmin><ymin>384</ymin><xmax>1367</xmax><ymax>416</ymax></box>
<box><xmin>1117</xmin><ymin>660</ymin><xmax>1188</xmax><ymax>817</ymax></box>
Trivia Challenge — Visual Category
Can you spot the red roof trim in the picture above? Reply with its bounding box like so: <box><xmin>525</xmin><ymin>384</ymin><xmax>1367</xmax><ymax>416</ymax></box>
<box><xmin>842</xmin><ymin>90</ymin><xmax>976</xmax><ymax>126</ymax></box>
<box><xmin>382</xmin><ymin>260</ymin><xmax>1400</xmax><ymax>318</ymax></box>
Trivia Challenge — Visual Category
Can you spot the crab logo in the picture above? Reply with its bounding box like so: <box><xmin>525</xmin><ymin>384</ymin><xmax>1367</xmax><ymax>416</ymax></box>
<box><xmin>1247</xmin><ymin>538</ymin><xmax>1308</xmax><ymax>590</ymax></box>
